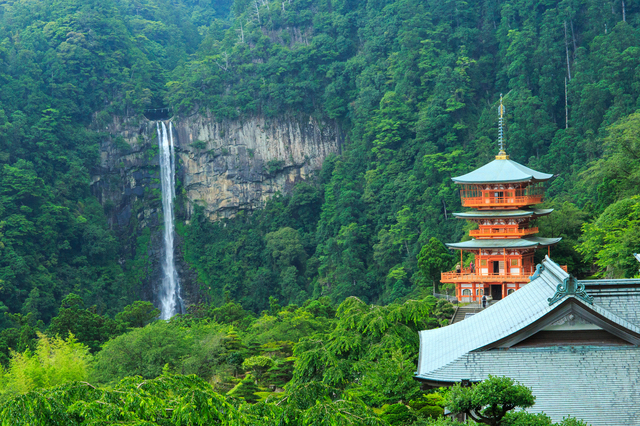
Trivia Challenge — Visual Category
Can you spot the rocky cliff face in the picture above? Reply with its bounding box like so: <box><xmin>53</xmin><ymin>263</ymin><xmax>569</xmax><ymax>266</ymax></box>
<box><xmin>90</xmin><ymin>113</ymin><xmax>341</xmax><ymax>306</ymax></box>
<box><xmin>176</xmin><ymin>113</ymin><xmax>341</xmax><ymax>219</ymax></box>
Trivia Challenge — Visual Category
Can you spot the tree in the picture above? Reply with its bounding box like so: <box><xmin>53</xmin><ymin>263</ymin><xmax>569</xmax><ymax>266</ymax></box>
<box><xmin>0</xmin><ymin>375</ymin><xmax>242</xmax><ymax>426</ymax></box>
<box><xmin>417</xmin><ymin>238</ymin><xmax>455</xmax><ymax>293</ymax></box>
<box><xmin>91</xmin><ymin>322</ymin><xmax>193</xmax><ymax>383</ymax></box>
<box><xmin>115</xmin><ymin>301</ymin><xmax>160</xmax><ymax>328</ymax></box>
<box><xmin>47</xmin><ymin>294</ymin><xmax>123</xmax><ymax>353</ymax></box>
<box><xmin>241</xmin><ymin>356</ymin><xmax>274</xmax><ymax>383</ymax></box>
<box><xmin>227</xmin><ymin>373</ymin><xmax>262</xmax><ymax>403</ymax></box>
<box><xmin>446</xmin><ymin>376</ymin><xmax>536</xmax><ymax>425</ymax></box>
<box><xmin>577</xmin><ymin>196</ymin><xmax>640</xmax><ymax>278</ymax></box>
<box><xmin>265</xmin><ymin>227</ymin><xmax>307</xmax><ymax>272</ymax></box>
<box><xmin>581</xmin><ymin>112</ymin><xmax>640</xmax><ymax>212</ymax></box>
<box><xmin>0</xmin><ymin>333</ymin><xmax>91</xmax><ymax>401</ymax></box>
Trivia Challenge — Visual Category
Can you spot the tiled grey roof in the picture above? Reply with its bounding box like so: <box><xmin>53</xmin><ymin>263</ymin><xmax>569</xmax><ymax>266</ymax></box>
<box><xmin>452</xmin><ymin>208</ymin><xmax>554</xmax><ymax>219</ymax></box>
<box><xmin>418</xmin><ymin>257</ymin><xmax>564</xmax><ymax>375</ymax></box>
<box><xmin>446</xmin><ymin>236</ymin><xmax>561</xmax><ymax>249</ymax></box>
<box><xmin>416</xmin><ymin>257</ymin><xmax>640</xmax><ymax>425</ymax></box>
<box><xmin>451</xmin><ymin>158</ymin><xmax>553</xmax><ymax>184</ymax></box>
<box><xmin>423</xmin><ymin>346</ymin><xmax>640</xmax><ymax>425</ymax></box>
<box><xmin>590</xmin><ymin>294</ymin><xmax>640</xmax><ymax>325</ymax></box>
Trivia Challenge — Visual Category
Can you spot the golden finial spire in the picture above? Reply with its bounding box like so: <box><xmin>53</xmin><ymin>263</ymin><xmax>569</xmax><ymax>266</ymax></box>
<box><xmin>496</xmin><ymin>94</ymin><xmax>509</xmax><ymax>160</ymax></box>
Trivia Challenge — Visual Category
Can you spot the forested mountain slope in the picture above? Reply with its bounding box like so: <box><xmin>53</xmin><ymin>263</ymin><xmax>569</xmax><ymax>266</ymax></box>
<box><xmin>0</xmin><ymin>0</ymin><xmax>639</xmax><ymax>323</ymax></box>
<box><xmin>175</xmin><ymin>0</ymin><xmax>640</xmax><ymax>310</ymax></box>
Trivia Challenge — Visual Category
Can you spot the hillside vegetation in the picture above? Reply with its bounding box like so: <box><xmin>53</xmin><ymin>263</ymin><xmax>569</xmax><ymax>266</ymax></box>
<box><xmin>0</xmin><ymin>0</ymin><xmax>638</xmax><ymax>423</ymax></box>
<box><xmin>175</xmin><ymin>0</ymin><xmax>640</xmax><ymax>310</ymax></box>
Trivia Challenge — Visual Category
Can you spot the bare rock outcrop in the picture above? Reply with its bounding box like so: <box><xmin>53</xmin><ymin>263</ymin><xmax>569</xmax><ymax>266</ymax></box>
<box><xmin>176</xmin><ymin>113</ymin><xmax>341</xmax><ymax>219</ymax></box>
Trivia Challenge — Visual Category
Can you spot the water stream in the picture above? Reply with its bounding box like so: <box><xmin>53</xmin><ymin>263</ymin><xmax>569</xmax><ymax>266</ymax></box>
<box><xmin>157</xmin><ymin>122</ymin><xmax>183</xmax><ymax>319</ymax></box>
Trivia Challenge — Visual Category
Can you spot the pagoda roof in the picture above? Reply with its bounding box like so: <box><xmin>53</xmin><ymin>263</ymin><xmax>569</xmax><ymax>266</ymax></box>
<box><xmin>446</xmin><ymin>236</ymin><xmax>561</xmax><ymax>250</ymax></box>
<box><xmin>452</xmin><ymin>208</ymin><xmax>554</xmax><ymax>219</ymax></box>
<box><xmin>452</xmin><ymin>158</ymin><xmax>553</xmax><ymax>184</ymax></box>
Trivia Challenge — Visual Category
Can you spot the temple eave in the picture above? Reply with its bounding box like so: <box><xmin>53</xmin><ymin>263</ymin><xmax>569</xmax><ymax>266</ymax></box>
<box><xmin>452</xmin><ymin>208</ymin><xmax>554</xmax><ymax>219</ymax></box>
<box><xmin>445</xmin><ymin>237</ymin><xmax>562</xmax><ymax>250</ymax></box>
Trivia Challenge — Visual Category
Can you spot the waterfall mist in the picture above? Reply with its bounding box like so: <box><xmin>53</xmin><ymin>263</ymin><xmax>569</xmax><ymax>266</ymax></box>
<box><xmin>157</xmin><ymin>122</ymin><xmax>184</xmax><ymax>319</ymax></box>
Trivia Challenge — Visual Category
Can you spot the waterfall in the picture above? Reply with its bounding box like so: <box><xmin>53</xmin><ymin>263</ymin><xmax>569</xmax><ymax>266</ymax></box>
<box><xmin>156</xmin><ymin>122</ymin><xmax>184</xmax><ymax>320</ymax></box>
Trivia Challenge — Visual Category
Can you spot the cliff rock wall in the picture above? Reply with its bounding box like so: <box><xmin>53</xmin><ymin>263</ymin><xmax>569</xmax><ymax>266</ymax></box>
<box><xmin>90</xmin><ymin>113</ymin><xmax>341</xmax><ymax>306</ymax></box>
<box><xmin>176</xmin><ymin>113</ymin><xmax>341</xmax><ymax>219</ymax></box>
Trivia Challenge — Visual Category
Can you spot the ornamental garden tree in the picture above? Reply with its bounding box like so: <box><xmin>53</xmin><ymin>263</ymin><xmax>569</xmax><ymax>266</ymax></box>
<box><xmin>446</xmin><ymin>375</ymin><xmax>535</xmax><ymax>425</ymax></box>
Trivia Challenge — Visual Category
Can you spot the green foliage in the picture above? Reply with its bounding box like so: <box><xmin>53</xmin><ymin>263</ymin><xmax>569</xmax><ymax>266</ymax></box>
<box><xmin>537</xmin><ymin>201</ymin><xmax>589</xmax><ymax>275</ymax></box>
<box><xmin>191</xmin><ymin>140</ymin><xmax>208</xmax><ymax>150</ymax></box>
<box><xmin>417</xmin><ymin>238</ymin><xmax>455</xmax><ymax>293</ymax></box>
<box><xmin>227</xmin><ymin>373</ymin><xmax>262</xmax><ymax>403</ymax></box>
<box><xmin>171</xmin><ymin>0</ymin><xmax>640</xmax><ymax>312</ymax></box>
<box><xmin>501</xmin><ymin>412</ymin><xmax>591</xmax><ymax>426</ymax></box>
<box><xmin>241</xmin><ymin>356</ymin><xmax>274</xmax><ymax>382</ymax></box>
<box><xmin>91</xmin><ymin>321</ymin><xmax>194</xmax><ymax>383</ymax></box>
<box><xmin>380</xmin><ymin>403</ymin><xmax>417</xmax><ymax>425</ymax></box>
<box><xmin>0</xmin><ymin>333</ymin><xmax>91</xmax><ymax>401</ymax></box>
<box><xmin>47</xmin><ymin>294</ymin><xmax>123</xmax><ymax>353</ymax></box>
<box><xmin>412</xmin><ymin>419</ymin><xmax>465</xmax><ymax>426</ymax></box>
<box><xmin>291</xmin><ymin>296</ymin><xmax>452</xmax><ymax>407</ymax></box>
<box><xmin>266</xmin><ymin>382</ymin><xmax>388</xmax><ymax>426</ymax></box>
<box><xmin>446</xmin><ymin>376</ymin><xmax>536</xmax><ymax>425</ymax></box>
<box><xmin>115</xmin><ymin>301</ymin><xmax>160</xmax><ymax>328</ymax></box>
<box><xmin>0</xmin><ymin>375</ymin><xmax>241</xmax><ymax>426</ymax></box>
<box><xmin>577</xmin><ymin>196</ymin><xmax>640</xmax><ymax>278</ymax></box>
<box><xmin>409</xmin><ymin>393</ymin><xmax>446</xmax><ymax>419</ymax></box>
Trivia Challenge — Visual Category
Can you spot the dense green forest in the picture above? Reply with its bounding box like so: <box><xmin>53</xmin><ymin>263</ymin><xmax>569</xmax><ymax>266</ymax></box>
<box><xmin>1</xmin><ymin>0</ymin><xmax>640</xmax><ymax>422</ymax></box>
<box><xmin>2</xmin><ymin>0</ymin><xmax>640</xmax><ymax>318</ymax></box>
<box><xmin>176</xmin><ymin>0</ymin><xmax>640</xmax><ymax>310</ymax></box>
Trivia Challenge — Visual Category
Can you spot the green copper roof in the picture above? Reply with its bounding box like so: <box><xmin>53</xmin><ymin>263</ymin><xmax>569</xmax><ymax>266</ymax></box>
<box><xmin>452</xmin><ymin>208</ymin><xmax>554</xmax><ymax>219</ymax></box>
<box><xmin>452</xmin><ymin>158</ymin><xmax>553</xmax><ymax>184</ymax></box>
<box><xmin>446</xmin><ymin>236</ymin><xmax>561</xmax><ymax>250</ymax></box>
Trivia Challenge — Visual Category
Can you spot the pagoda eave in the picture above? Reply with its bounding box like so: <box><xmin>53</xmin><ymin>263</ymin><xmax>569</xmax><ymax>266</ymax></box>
<box><xmin>452</xmin><ymin>209</ymin><xmax>554</xmax><ymax>219</ymax></box>
<box><xmin>446</xmin><ymin>237</ymin><xmax>562</xmax><ymax>250</ymax></box>
<box><xmin>451</xmin><ymin>158</ymin><xmax>553</xmax><ymax>184</ymax></box>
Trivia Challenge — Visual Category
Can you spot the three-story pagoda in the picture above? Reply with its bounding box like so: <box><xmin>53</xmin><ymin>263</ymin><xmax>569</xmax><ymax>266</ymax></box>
<box><xmin>441</xmin><ymin>97</ymin><xmax>561</xmax><ymax>302</ymax></box>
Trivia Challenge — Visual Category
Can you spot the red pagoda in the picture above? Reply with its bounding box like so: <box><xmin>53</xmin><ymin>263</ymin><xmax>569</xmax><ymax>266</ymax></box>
<box><xmin>441</xmin><ymin>96</ymin><xmax>561</xmax><ymax>302</ymax></box>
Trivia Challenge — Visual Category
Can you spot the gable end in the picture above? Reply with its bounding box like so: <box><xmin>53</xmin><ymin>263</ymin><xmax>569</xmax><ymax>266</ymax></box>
<box><xmin>475</xmin><ymin>298</ymin><xmax>640</xmax><ymax>350</ymax></box>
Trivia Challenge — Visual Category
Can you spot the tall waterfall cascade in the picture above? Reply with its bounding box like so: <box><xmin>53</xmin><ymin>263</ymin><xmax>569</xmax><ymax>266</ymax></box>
<box><xmin>156</xmin><ymin>122</ymin><xmax>184</xmax><ymax>319</ymax></box>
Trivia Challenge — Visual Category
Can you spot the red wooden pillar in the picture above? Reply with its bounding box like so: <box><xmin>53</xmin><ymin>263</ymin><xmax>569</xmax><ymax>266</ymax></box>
<box><xmin>503</xmin><ymin>248</ymin><xmax>506</xmax><ymax>276</ymax></box>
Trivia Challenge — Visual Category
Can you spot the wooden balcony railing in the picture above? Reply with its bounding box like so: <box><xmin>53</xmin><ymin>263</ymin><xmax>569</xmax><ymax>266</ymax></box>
<box><xmin>461</xmin><ymin>195</ymin><xmax>544</xmax><ymax>208</ymax></box>
<box><xmin>441</xmin><ymin>268</ymin><xmax>535</xmax><ymax>283</ymax></box>
<box><xmin>441</xmin><ymin>265</ymin><xmax>567</xmax><ymax>283</ymax></box>
<box><xmin>469</xmin><ymin>227</ymin><xmax>539</xmax><ymax>238</ymax></box>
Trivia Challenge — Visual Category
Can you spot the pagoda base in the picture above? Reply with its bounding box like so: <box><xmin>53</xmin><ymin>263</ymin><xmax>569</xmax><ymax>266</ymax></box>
<box><xmin>454</xmin><ymin>282</ymin><xmax>528</xmax><ymax>303</ymax></box>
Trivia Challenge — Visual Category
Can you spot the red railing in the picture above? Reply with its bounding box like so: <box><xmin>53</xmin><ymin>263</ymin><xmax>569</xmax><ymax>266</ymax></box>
<box><xmin>441</xmin><ymin>269</ymin><xmax>535</xmax><ymax>283</ymax></box>
<box><xmin>461</xmin><ymin>195</ymin><xmax>544</xmax><ymax>208</ymax></box>
<box><xmin>441</xmin><ymin>265</ymin><xmax>567</xmax><ymax>283</ymax></box>
<box><xmin>469</xmin><ymin>227</ymin><xmax>539</xmax><ymax>238</ymax></box>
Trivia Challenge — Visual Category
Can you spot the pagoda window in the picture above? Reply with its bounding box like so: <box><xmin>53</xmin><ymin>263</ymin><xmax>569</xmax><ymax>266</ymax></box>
<box><xmin>462</xmin><ymin>289</ymin><xmax>471</xmax><ymax>296</ymax></box>
<box><xmin>507</xmin><ymin>289</ymin><xmax>515</xmax><ymax>295</ymax></box>
<box><xmin>511</xmin><ymin>259</ymin><xmax>519</xmax><ymax>266</ymax></box>
<box><xmin>476</xmin><ymin>289</ymin><xmax>483</xmax><ymax>296</ymax></box>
